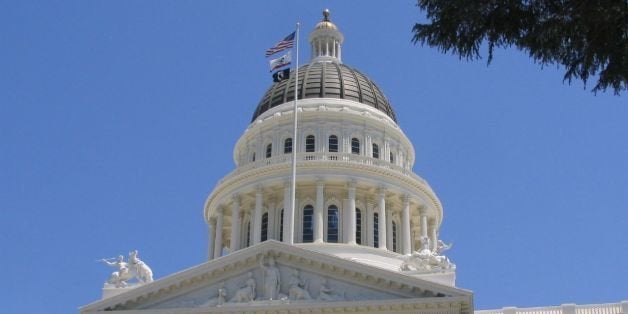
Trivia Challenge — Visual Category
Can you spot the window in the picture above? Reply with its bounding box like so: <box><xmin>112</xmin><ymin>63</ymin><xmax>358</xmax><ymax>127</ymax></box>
<box><xmin>390</xmin><ymin>152</ymin><xmax>394</xmax><ymax>164</ymax></box>
<box><xmin>266</xmin><ymin>144</ymin><xmax>272</xmax><ymax>158</ymax></box>
<box><xmin>302</xmin><ymin>205</ymin><xmax>314</xmax><ymax>243</ymax></box>
<box><xmin>246</xmin><ymin>221</ymin><xmax>251</xmax><ymax>247</ymax></box>
<box><xmin>261</xmin><ymin>212</ymin><xmax>268</xmax><ymax>242</ymax></box>
<box><xmin>392</xmin><ymin>221</ymin><xmax>398</xmax><ymax>252</ymax></box>
<box><xmin>372</xmin><ymin>143</ymin><xmax>379</xmax><ymax>159</ymax></box>
<box><xmin>279</xmin><ymin>209</ymin><xmax>284</xmax><ymax>241</ymax></box>
<box><xmin>356</xmin><ymin>208</ymin><xmax>362</xmax><ymax>245</ymax></box>
<box><xmin>328</xmin><ymin>135</ymin><xmax>338</xmax><ymax>152</ymax></box>
<box><xmin>306</xmin><ymin>135</ymin><xmax>315</xmax><ymax>152</ymax></box>
<box><xmin>251</xmin><ymin>152</ymin><xmax>256</xmax><ymax>162</ymax></box>
<box><xmin>351</xmin><ymin>138</ymin><xmax>360</xmax><ymax>154</ymax></box>
<box><xmin>284</xmin><ymin>138</ymin><xmax>292</xmax><ymax>154</ymax></box>
<box><xmin>327</xmin><ymin>205</ymin><xmax>339</xmax><ymax>243</ymax></box>
<box><xmin>373</xmin><ymin>213</ymin><xmax>379</xmax><ymax>248</ymax></box>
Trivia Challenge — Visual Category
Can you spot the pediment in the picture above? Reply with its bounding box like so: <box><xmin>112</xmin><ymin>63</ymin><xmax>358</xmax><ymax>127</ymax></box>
<box><xmin>81</xmin><ymin>241</ymin><xmax>472</xmax><ymax>313</ymax></box>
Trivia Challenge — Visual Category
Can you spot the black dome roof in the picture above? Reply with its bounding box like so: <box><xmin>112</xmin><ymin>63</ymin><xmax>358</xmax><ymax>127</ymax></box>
<box><xmin>252</xmin><ymin>62</ymin><xmax>397</xmax><ymax>122</ymax></box>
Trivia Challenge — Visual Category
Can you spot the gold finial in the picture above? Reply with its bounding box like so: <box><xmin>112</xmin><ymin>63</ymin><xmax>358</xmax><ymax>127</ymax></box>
<box><xmin>323</xmin><ymin>9</ymin><xmax>330</xmax><ymax>21</ymax></box>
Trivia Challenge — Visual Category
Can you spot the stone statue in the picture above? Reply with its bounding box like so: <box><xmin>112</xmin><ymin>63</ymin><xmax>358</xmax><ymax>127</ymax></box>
<box><xmin>317</xmin><ymin>278</ymin><xmax>337</xmax><ymax>301</ymax></box>
<box><xmin>102</xmin><ymin>255</ymin><xmax>131</xmax><ymax>288</ymax></box>
<box><xmin>128</xmin><ymin>250</ymin><xmax>154</xmax><ymax>283</ymax></box>
<box><xmin>200</xmin><ymin>282</ymin><xmax>227</xmax><ymax>307</ymax></box>
<box><xmin>101</xmin><ymin>250</ymin><xmax>154</xmax><ymax>288</ymax></box>
<box><xmin>400</xmin><ymin>236</ymin><xmax>456</xmax><ymax>272</ymax></box>
<box><xmin>217</xmin><ymin>285</ymin><xmax>227</xmax><ymax>306</ymax></box>
<box><xmin>259</xmin><ymin>255</ymin><xmax>281</xmax><ymax>300</ymax></box>
<box><xmin>229</xmin><ymin>272</ymin><xmax>256</xmax><ymax>303</ymax></box>
<box><xmin>436</xmin><ymin>240</ymin><xmax>453</xmax><ymax>255</ymax></box>
<box><xmin>288</xmin><ymin>269</ymin><xmax>311</xmax><ymax>300</ymax></box>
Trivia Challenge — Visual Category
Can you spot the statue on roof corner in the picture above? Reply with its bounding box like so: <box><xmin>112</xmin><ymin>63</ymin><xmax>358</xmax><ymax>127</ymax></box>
<box><xmin>399</xmin><ymin>237</ymin><xmax>455</xmax><ymax>272</ymax></box>
<box><xmin>101</xmin><ymin>249</ymin><xmax>153</xmax><ymax>288</ymax></box>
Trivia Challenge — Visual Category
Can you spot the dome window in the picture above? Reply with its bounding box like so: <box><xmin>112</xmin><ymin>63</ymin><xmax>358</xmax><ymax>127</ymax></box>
<box><xmin>284</xmin><ymin>138</ymin><xmax>292</xmax><ymax>154</ymax></box>
<box><xmin>356</xmin><ymin>208</ymin><xmax>362</xmax><ymax>245</ymax></box>
<box><xmin>306</xmin><ymin>135</ymin><xmax>316</xmax><ymax>152</ymax></box>
<box><xmin>328</xmin><ymin>135</ymin><xmax>338</xmax><ymax>152</ymax></box>
<box><xmin>279</xmin><ymin>209</ymin><xmax>284</xmax><ymax>241</ymax></box>
<box><xmin>245</xmin><ymin>221</ymin><xmax>251</xmax><ymax>248</ymax></box>
<box><xmin>302</xmin><ymin>205</ymin><xmax>314</xmax><ymax>243</ymax></box>
<box><xmin>373</xmin><ymin>213</ymin><xmax>379</xmax><ymax>248</ymax></box>
<box><xmin>390</xmin><ymin>151</ymin><xmax>395</xmax><ymax>164</ymax></box>
<box><xmin>261</xmin><ymin>212</ymin><xmax>269</xmax><ymax>242</ymax></box>
<box><xmin>251</xmin><ymin>152</ymin><xmax>256</xmax><ymax>162</ymax></box>
<box><xmin>265</xmin><ymin>144</ymin><xmax>272</xmax><ymax>158</ymax></box>
<box><xmin>327</xmin><ymin>205</ymin><xmax>339</xmax><ymax>243</ymax></box>
<box><xmin>392</xmin><ymin>221</ymin><xmax>398</xmax><ymax>253</ymax></box>
<box><xmin>351</xmin><ymin>138</ymin><xmax>360</xmax><ymax>155</ymax></box>
<box><xmin>372</xmin><ymin>143</ymin><xmax>379</xmax><ymax>159</ymax></box>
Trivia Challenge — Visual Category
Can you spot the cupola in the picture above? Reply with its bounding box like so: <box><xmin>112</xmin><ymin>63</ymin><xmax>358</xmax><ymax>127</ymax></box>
<box><xmin>308</xmin><ymin>9</ymin><xmax>344</xmax><ymax>63</ymax></box>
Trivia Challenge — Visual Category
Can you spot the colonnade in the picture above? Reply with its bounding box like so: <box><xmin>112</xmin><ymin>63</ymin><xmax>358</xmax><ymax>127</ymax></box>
<box><xmin>208</xmin><ymin>181</ymin><xmax>440</xmax><ymax>260</ymax></box>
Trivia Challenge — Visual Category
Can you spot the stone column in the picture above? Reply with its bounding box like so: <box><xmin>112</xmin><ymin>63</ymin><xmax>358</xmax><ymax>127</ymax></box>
<box><xmin>253</xmin><ymin>186</ymin><xmax>263</xmax><ymax>245</ymax></box>
<box><xmin>402</xmin><ymin>195</ymin><xmax>411</xmax><ymax>255</ymax></box>
<box><xmin>314</xmin><ymin>180</ymin><xmax>324</xmax><ymax>243</ymax></box>
<box><xmin>230</xmin><ymin>195</ymin><xmax>241</xmax><ymax>252</ymax></box>
<box><xmin>429</xmin><ymin>218</ymin><xmax>438</xmax><ymax>251</ymax></box>
<box><xmin>346</xmin><ymin>181</ymin><xmax>357</xmax><ymax>244</ymax></box>
<box><xmin>378</xmin><ymin>188</ymin><xmax>387</xmax><ymax>250</ymax></box>
<box><xmin>419</xmin><ymin>205</ymin><xmax>428</xmax><ymax>249</ymax></box>
<box><xmin>282</xmin><ymin>183</ymin><xmax>294</xmax><ymax>244</ymax></box>
<box><xmin>213</xmin><ymin>209</ymin><xmax>224</xmax><ymax>258</ymax></box>
<box><xmin>208</xmin><ymin>218</ymin><xmax>215</xmax><ymax>260</ymax></box>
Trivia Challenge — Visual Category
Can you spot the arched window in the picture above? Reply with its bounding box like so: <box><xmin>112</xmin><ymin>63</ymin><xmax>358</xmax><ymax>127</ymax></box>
<box><xmin>261</xmin><ymin>212</ymin><xmax>268</xmax><ymax>242</ymax></box>
<box><xmin>251</xmin><ymin>152</ymin><xmax>256</xmax><ymax>162</ymax></box>
<box><xmin>392</xmin><ymin>221</ymin><xmax>398</xmax><ymax>252</ymax></box>
<box><xmin>372</xmin><ymin>143</ymin><xmax>379</xmax><ymax>159</ymax></box>
<box><xmin>351</xmin><ymin>138</ymin><xmax>360</xmax><ymax>154</ymax></box>
<box><xmin>306</xmin><ymin>135</ymin><xmax>315</xmax><ymax>152</ymax></box>
<box><xmin>279</xmin><ymin>209</ymin><xmax>284</xmax><ymax>241</ymax></box>
<box><xmin>284</xmin><ymin>138</ymin><xmax>292</xmax><ymax>154</ymax></box>
<box><xmin>265</xmin><ymin>144</ymin><xmax>272</xmax><ymax>158</ymax></box>
<box><xmin>246</xmin><ymin>221</ymin><xmax>251</xmax><ymax>247</ymax></box>
<box><xmin>390</xmin><ymin>151</ymin><xmax>394</xmax><ymax>164</ymax></box>
<box><xmin>328</xmin><ymin>135</ymin><xmax>338</xmax><ymax>152</ymax></box>
<box><xmin>373</xmin><ymin>213</ymin><xmax>379</xmax><ymax>248</ymax></box>
<box><xmin>302</xmin><ymin>205</ymin><xmax>314</xmax><ymax>243</ymax></box>
<box><xmin>327</xmin><ymin>205</ymin><xmax>339</xmax><ymax>243</ymax></box>
<box><xmin>356</xmin><ymin>208</ymin><xmax>362</xmax><ymax>245</ymax></box>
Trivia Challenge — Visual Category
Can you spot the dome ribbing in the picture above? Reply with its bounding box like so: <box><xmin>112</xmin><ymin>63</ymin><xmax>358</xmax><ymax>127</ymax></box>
<box><xmin>252</xmin><ymin>62</ymin><xmax>397</xmax><ymax>123</ymax></box>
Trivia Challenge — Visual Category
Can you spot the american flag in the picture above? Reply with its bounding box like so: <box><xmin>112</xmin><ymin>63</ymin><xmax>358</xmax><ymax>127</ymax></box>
<box><xmin>265</xmin><ymin>31</ymin><xmax>295</xmax><ymax>57</ymax></box>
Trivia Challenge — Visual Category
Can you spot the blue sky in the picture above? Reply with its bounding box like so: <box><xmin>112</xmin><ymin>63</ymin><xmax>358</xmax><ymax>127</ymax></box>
<box><xmin>1</xmin><ymin>1</ymin><xmax>626</xmax><ymax>313</ymax></box>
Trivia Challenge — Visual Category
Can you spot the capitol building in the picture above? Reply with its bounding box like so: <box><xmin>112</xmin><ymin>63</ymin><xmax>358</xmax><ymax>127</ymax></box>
<box><xmin>80</xmin><ymin>11</ymin><xmax>627</xmax><ymax>314</ymax></box>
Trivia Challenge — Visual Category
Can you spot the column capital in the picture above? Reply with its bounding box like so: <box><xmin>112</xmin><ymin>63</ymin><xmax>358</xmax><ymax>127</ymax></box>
<box><xmin>403</xmin><ymin>194</ymin><xmax>411</xmax><ymax>205</ymax></box>
<box><xmin>378</xmin><ymin>187</ymin><xmax>387</xmax><ymax>197</ymax></box>
<box><xmin>316</xmin><ymin>179</ymin><xmax>325</xmax><ymax>187</ymax></box>
<box><xmin>256</xmin><ymin>185</ymin><xmax>263</xmax><ymax>193</ymax></box>
<box><xmin>231</xmin><ymin>194</ymin><xmax>241</xmax><ymax>204</ymax></box>
<box><xmin>418</xmin><ymin>205</ymin><xmax>428</xmax><ymax>216</ymax></box>
<box><xmin>348</xmin><ymin>179</ymin><xmax>357</xmax><ymax>189</ymax></box>
<box><xmin>216</xmin><ymin>207</ymin><xmax>225</xmax><ymax>215</ymax></box>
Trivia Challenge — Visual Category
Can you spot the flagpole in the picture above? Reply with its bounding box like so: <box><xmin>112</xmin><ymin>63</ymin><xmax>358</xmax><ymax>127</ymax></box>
<box><xmin>288</xmin><ymin>23</ymin><xmax>300</xmax><ymax>245</ymax></box>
